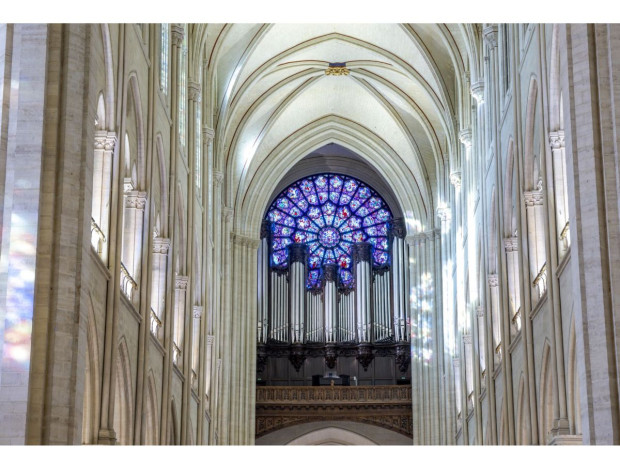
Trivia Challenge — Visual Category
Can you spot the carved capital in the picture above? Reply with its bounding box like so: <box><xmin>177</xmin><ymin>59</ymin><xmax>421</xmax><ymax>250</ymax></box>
<box><xmin>203</xmin><ymin>126</ymin><xmax>215</xmax><ymax>141</ymax></box>
<box><xmin>463</xmin><ymin>334</ymin><xmax>472</xmax><ymax>345</ymax></box>
<box><xmin>325</xmin><ymin>343</ymin><xmax>338</xmax><ymax>369</ymax></box>
<box><xmin>476</xmin><ymin>306</ymin><xmax>485</xmax><ymax>318</ymax></box>
<box><xmin>389</xmin><ymin>218</ymin><xmax>407</xmax><ymax>239</ymax></box>
<box><xmin>188</xmin><ymin>81</ymin><xmax>201</xmax><ymax>102</ymax></box>
<box><xmin>396</xmin><ymin>344</ymin><xmax>411</xmax><ymax>374</ymax></box>
<box><xmin>352</xmin><ymin>242</ymin><xmax>372</xmax><ymax>264</ymax></box>
<box><xmin>193</xmin><ymin>305</ymin><xmax>203</xmax><ymax>319</ymax></box>
<box><xmin>288</xmin><ymin>243</ymin><xmax>308</xmax><ymax>264</ymax></box>
<box><xmin>323</xmin><ymin>263</ymin><xmax>338</xmax><ymax>282</ymax></box>
<box><xmin>487</xmin><ymin>274</ymin><xmax>499</xmax><ymax>287</ymax></box>
<box><xmin>471</xmin><ymin>80</ymin><xmax>485</xmax><ymax>105</ymax></box>
<box><xmin>223</xmin><ymin>207</ymin><xmax>234</xmax><ymax>222</ymax></box>
<box><xmin>450</xmin><ymin>171</ymin><xmax>462</xmax><ymax>189</ymax></box>
<box><xmin>171</xmin><ymin>24</ymin><xmax>184</xmax><ymax>47</ymax></box>
<box><xmin>483</xmin><ymin>24</ymin><xmax>498</xmax><ymax>48</ymax></box>
<box><xmin>524</xmin><ymin>189</ymin><xmax>544</xmax><ymax>207</ymax></box>
<box><xmin>356</xmin><ymin>344</ymin><xmax>374</xmax><ymax>371</ymax></box>
<box><xmin>94</xmin><ymin>130</ymin><xmax>117</xmax><ymax>151</ymax></box>
<box><xmin>459</xmin><ymin>128</ymin><xmax>472</xmax><ymax>148</ymax></box>
<box><xmin>125</xmin><ymin>190</ymin><xmax>148</xmax><ymax>210</ymax></box>
<box><xmin>437</xmin><ymin>206</ymin><xmax>452</xmax><ymax>223</ymax></box>
<box><xmin>175</xmin><ymin>275</ymin><xmax>189</xmax><ymax>290</ymax></box>
<box><xmin>549</xmin><ymin>130</ymin><xmax>565</xmax><ymax>150</ymax></box>
<box><xmin>152</xmin><ymin>237</ymin><xmax>171</xmax><ymax>254</ymax></box>
<box><xmin>214</xmin><ymin>170</ymin><xmax>224</xmax><ymax>186</ymax></box>
<box><xmin>289</xmin><ymin>344</ymin><xmax>306</xmax><ymax>372</ymax></box>
<box><xmin>207</xmin><ymin>335</ymin><xmax>215</xmax><ymax>345</ymax></box>
<box><xmin>452</xmin><ymin>356</ymin><xmax>461</xmax><ymax>368</ymax></box>
<box><xmin>504</xmin><ymin>236</ymin><xmax>519</xmax><ymax>252</ymax></box>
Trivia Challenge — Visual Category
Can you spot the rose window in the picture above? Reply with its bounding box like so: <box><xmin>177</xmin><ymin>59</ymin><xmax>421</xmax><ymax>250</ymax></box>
<box><xmin>266</xmin><ymin>173</ymin><xmax>392</xmax><ymax>288</ymax></box>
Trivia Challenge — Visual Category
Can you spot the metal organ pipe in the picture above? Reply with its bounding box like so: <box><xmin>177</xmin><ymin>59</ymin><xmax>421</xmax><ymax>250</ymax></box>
<box><xmin>288</xmin><ymin>243</ymin><xmax>307</xmax><ymax>344</ymax></box>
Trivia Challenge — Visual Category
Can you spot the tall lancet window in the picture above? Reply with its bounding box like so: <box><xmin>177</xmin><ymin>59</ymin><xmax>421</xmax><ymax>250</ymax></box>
<box><xmin>179</xmin><ymin>25</ymin><xmax>187</xmax><ymax>147</ymax></box>
<box><xmin>160</xmin><ymin>24</ymin><xmax>169</xmax><ymax>95</ymax></box>
<box><xmin>266</xmin><ymin>174</ymin><xmax>392</xmax><ymax>289</ymax></box>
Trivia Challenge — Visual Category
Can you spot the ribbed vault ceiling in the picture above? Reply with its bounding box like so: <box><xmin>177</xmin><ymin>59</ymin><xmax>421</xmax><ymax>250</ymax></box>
<box><xmin>201</xmin><ymin>23</ymin><xmax>476</xmax><ymax>233</ymax></box>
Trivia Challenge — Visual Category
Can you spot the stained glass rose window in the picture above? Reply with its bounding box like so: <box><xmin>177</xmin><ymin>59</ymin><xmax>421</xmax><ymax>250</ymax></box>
<box><xmin>266</xmin><ymin>174</ymin><xmax>392</xmax><ymax>288</ymax></box>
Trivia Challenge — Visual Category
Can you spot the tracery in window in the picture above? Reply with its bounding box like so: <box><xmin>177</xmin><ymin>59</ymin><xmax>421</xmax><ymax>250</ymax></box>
<box><xmin>266</xmin><ymin>173</ymin><xmax>392</xmax><ymax>288</ymax></box>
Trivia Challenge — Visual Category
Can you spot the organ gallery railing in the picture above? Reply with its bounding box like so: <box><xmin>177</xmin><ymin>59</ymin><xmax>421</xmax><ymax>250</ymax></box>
<box><xmin>255</xmin><ymin>385</ymin><xmax>413</xmax><ymax>438</ymax></box>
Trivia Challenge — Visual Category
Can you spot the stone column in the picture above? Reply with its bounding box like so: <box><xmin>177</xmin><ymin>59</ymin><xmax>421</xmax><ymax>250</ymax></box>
<box><xmin>91</xmin><ymin>131</ymin><xmax>117</xmax><ymax>263</ymax></box>
<box><xmin>122</xmin><ymin>189</ymin><xmax>147</xmax><ymax>303</ymax></box>
<box><xmin>173</xmin><ymin>275</ymin><xmax>189</xmax><ymax>368</ymax></box>
<box><xmin>524</xmin><ymin>189</ymin><xmax>547</xmax><ymax>301</ymax></box>
<box><xmin>503</xmin><ymin>236</ymin><xmax>521</xmax><ymax>336</ymax></box>
<box><xmin>487</xmin><ymin>274</ymin><xmax>501</xmax><ymax>366</ymax></box>
<box><xmin>549</xmin><ymin>130</ymin><xmax>570</xmax><ymax>255</ymax></box>
<box><xmin>288</xmin><ymin>243</ymin><xmax>307</xmax><ymax>344</ymax></box>
<box><xmin>191</xmin><ymin>306</ymin><xmax>202</xmax><ymax>391</ymax></box>
<box><xmin>151</xmin><ymin>237</ymin><xmax>170</xmax><ymax>342</ymax></box>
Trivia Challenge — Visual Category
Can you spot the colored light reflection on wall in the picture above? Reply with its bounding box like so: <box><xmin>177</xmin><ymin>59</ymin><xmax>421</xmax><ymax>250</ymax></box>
<box><xmin>2</xmin><ymin>212</ymin><xmax>35</xmax><ymax>370</ymax></box>
<box><xmin>411</xmin><ymin>270</ymin><xmax>434</xmax><ymax>366</ymax></box>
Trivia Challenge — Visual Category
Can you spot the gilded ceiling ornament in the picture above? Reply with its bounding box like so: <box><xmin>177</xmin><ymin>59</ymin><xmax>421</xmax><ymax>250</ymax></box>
<box><xmin>325</xmin><ymin>62</ymin><xmax>350</xmax><ymax>76</ymax></box>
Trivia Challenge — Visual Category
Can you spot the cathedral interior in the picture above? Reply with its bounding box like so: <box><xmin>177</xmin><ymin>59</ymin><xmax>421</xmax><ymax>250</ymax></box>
<box><xmin>0</xmin><ymin>21</ymin><xmax>620</xmax><ymax>447</ymax></box>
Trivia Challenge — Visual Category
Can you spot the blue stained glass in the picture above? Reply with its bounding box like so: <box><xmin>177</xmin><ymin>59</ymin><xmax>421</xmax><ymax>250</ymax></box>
<box><xmin>266</xmin><ymin>174</ymin><xmax>392</xmax><ymax>287</ymax></box>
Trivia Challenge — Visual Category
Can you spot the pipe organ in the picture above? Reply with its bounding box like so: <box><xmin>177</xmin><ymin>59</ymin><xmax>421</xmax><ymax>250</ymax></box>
<box><xmin>257</xmin><ymin>217</ymin><xmax>411</xmax><ymax>376</ymax></box>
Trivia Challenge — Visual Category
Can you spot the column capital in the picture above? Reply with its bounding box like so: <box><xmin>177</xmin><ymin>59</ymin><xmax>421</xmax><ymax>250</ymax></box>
<box><xmin>352</xmin><ymin>242</ymin><xmax>372</xmax><ymax>263</ymax></box>
<box><xmin>214</xmin><ymin>170</ymin><xmax>224</xmax><ymax>186</ymax></box>
<box><xmin>153</xmin><ymin>237</ymin><xmax>171</xmax><ymax>254</ymax></box>
<box><xmin>203</xmin><ymin>126</ymin><xmax>215</xmax><ymax>141</ymax></box>
<box><xmin>188</xmin><ymin>81</ymin><xmax>201</xmax><ymax>101</ymax></box>
<box><xmin>192</xmin><ymin>305</ymin><xmax>203</xmax><ymax>319</ymax></box>
<box><xmin>452</xmin><ymin>356</ymin><xmax>461</xmax><ymax>368</ymax></box>
<box><xmin>471</xmin><ymin>80</ymin><xmax>485</xmax><ymax>105</ymax></box>
<box><xmin>288</xmin><ymin>243</ymin><xmax>308</xmax><ymax>264</ymax></box>
<box><xmin>549</xmin><ymin>130</ymin><xmax>565</xmax><ymax>150</ymax></box>
<box><xmin>463</xmin><ymin>334</ymin><xmax>472</xmax><ymax>345</ymax></box>
<box><xmin>483</xmin><ymin>24</ymin><xmax>498</xmax><ymax>48</ymax></box>
<box><xmin>476</xmin><ymin>306</ymin><xmax>485</xmax><ymax>318</ymax></box>
<box><xmin>450</xmin><ymin>171</ymin><xmax>462</xmax><ymax>189</ymax></box>
<box><xmin>175</xmin><ymin>275</ymin><xmax>189</xmax><ymax>290</ymax></box>
<box><xmin>207</xmin><ymin>335</ymin><xmax>215</xmax><ymax>345</ymax></box>
<box><xmin>125</xmin><ymin>190</ymin><xmax>148</xmax><ymax>210</ymax></box>
<box><xmin>94</xmin><ymin>130</ymin><xmax>118</xmax><ymax>151</ymax></box>
<box><xmin>524</xmin><ymin>189</ymin><xmax>544</xmax><ymax>207</ymax></box>
<box><xmin>389</xmin><ymin>218</ymin><xmax>407</xmax><ymax>239</ymax></box>
<box><xmin>437</xmin><ymin>206</ymin><xmax>452</xmax><ymax>222</ymax></box>
<box><xmin>504</xmin><ymin>236</ymin><xmax>519</xmax><ymax>252</ymax></box>
<box><xmin>171</xmin><ymin>24</ymin><xmax>185</xmax><ymax>47</ymax></box>
<box><xmin>459</xmin><ymin>128</ymin><xmax>472</xmax><ymax>148</ymax></box>
<box><xmin>223</xmin><ymin>206</ymin><xmax>234</xmax><ymax>222</ymax></box>
<box><xmin>487</xmin><ymin>273</ymin><xmax>499</xmax><ymax>287</ymax></box>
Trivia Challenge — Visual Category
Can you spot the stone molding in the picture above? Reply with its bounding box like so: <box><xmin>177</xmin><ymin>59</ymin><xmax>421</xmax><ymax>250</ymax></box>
<box><xmin>524</xmin><ymin>189</ymin><xmax>544</xmax><ymax>207</ymax></box>
<box><xmin>125</xmin><ymin>190</ymin><xmax>148</xmax><ymax>210</ymax></box>
<box><xmin>175</xmin><ymin>275</ymin><xmax>189</xmax><ymax>290</ymax></box>
<box><xmin>232</xmin><ymin>232</ymin><xmax>260</xmax><ymax>249</ymax></box>
<box><xmin>152</xmin><ymin>237</ymin><xmax>171</xmax><ymax>254</ymax></box>
<box><xmin>407</xmin><ymin>228</ymin><xmax>441</xmax><ymax>246</ymax></box>
<box><xmin>487</xmin><ymin>274</ymin><xmax>499</xmax><ymax>287</ymax></box>
<box><xmin>192</xmin><ymin>305</ymin><xmax>203</xmax><ymax>319</ymax></box>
